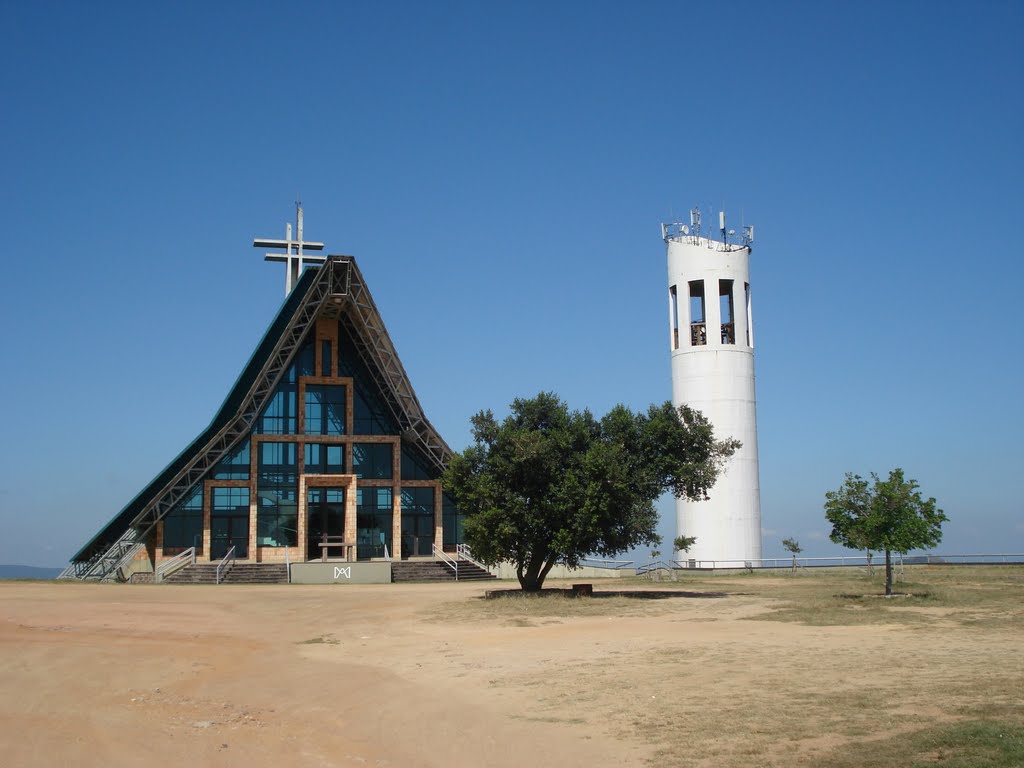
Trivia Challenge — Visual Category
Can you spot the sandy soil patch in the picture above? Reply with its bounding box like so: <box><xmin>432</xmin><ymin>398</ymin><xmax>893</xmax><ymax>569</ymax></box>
<box><xmin>0</xmin><ymin>576</ymin><xmax>1020</xmax><ymax>767</ymax></box>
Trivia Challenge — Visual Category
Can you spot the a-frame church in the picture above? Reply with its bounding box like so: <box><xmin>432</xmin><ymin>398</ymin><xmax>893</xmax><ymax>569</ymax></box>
<box><xmin>61</xmin><ymin>209</ymin><xmax>473</xmax><ymax>584</ymax></box>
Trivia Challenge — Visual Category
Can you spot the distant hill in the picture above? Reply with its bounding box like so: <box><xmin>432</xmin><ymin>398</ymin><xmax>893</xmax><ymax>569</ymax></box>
<box><xmin>0</xmin><ymin>564</ymin><xmax>63</xmax><ymax>579</ymax></box>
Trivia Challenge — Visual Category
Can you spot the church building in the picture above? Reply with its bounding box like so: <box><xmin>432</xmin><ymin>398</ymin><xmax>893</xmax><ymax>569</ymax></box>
<box><xmin>61</xmin><ymin>209</ymin><xmax>468</xmax><ymax>584</ymax></box>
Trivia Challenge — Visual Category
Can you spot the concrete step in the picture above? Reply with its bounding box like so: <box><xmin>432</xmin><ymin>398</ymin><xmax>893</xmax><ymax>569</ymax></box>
<box><xmin>391</xmin><ymin>561</ymin><xmax>496</xmax><ymax>583</ymax></box>
<box><xmin>163</xmin><ymin>563</ymin><xmax>289</xmax><ymax>585</ymax></box>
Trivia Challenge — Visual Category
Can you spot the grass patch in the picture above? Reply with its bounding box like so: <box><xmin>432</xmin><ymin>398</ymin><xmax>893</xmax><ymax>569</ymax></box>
<box><xmin>296</xmin><ymin>634</ymin><xmax>339</xmax><ymax>645</ymax></box>
<box><xmin>428</xmin><ymin>566</ymin><xmax>1024</xmax><ymax>629</ymax></box>
<box><xmin>819</xmin><ymin>720</ymin><xmax>1024</xmax><ymax>768</ymax></box>
<box><xmin>427</xmin><ymin>585</ymin><xmax>728</xmax><ymax>623</ymax></box>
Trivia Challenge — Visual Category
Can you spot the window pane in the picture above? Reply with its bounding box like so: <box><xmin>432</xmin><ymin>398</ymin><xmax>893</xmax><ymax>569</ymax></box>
<box><xmin>401</xmin><ymin>487</ymin><xmax>435</xmax><ymax>557</ymax></box>
<box><xmin>321</xmin><ymin>340</ymin><xmax>332</xmax><ymax>378</ymax></box>
<box><xmin>213</xmin><ymin>438</ymin><xmax>250</xmax><ymax>480</ymax></box>
<box><xmin>401</xmin><ymin>445</ymin><xmax>434</xmax><ymax>480</ymax></box>
<box><xmin>257</xmin><ymin>442</ymin><xmax>297</xmax><ymax>546</ymax></box>
<box><xmin>304</xmin><ymin>442</ymin><xmax>345</xmax><ymax>474</ymax></box>
<box><xmin>353</xmin><ymin>443</ymin><xmax>393</xmax><ymax>479</ymax></box>
<box><xmin>304</xmin><ymin>385</ymin><xmax>346</xmax><ymax>436</ymax></box>
<box><xmin>356</xmin><ymin>487</ymin><xmax>393</xmax><ymax>559</ymax></box>
<box><xmin>163</xmin><ymin>484</ymin><xmax>204</xmax><ymax>550</ymax></box>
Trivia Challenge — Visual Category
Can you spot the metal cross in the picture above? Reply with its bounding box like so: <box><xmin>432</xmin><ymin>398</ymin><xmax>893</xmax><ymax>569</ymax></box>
<box><xmin>254</xmin><ymin>203</ymin><xmax>326</xmax><ymax>295</ymax></box>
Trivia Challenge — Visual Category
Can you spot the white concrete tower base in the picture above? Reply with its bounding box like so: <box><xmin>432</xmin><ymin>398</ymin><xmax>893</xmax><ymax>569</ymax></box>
<box><xmin>666</xmin><ymin>231</ymin><xmax>762</xmax><ymax>566</ymax></box>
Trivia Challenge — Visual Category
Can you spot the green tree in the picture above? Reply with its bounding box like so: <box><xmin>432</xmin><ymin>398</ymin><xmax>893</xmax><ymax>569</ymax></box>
<box><xmin>443</xmin><ymin>392</ymin><xmax>739</xmax><ymax>591</ymax></box>
<box><xmin>781</xmin><ymin>537</ymin><xmax>802</xmax><ymax>572</ymax></box>
<box><xmin>673</xmin><ymin>535</ymin><xmax>697</xmax><ymax>556</ymax></box>
<box><xmin>824</xmin><ymin>469</ymin><xmax>946</xmax><ymax>595</ymax></box>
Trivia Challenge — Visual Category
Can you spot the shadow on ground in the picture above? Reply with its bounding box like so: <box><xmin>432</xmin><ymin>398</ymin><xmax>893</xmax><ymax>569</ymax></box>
<box><xmin>482</xmin><ymin>588</ymin><xmax>729</xmax><ymax>600</ymax></box>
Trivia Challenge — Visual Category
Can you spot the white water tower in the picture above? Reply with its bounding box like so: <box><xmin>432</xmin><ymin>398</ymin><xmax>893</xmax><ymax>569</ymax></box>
<box><xmin>663</xmin><ymin>209</ymin><xmax>762</xmax><ymax>566</ymax></box>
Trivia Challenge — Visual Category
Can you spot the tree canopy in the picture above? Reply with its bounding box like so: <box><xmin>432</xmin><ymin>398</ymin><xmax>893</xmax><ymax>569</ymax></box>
<box><xmin>442</xmin><ymin>392</ymin><xmax>739</xmax><ymax>591</ymax></box>
<box><xmin>781</xmin><ymin>537</ymin><xmax>802</xmax><ymax>572</ymax></box>
<box><xmin>824</xmin><ymin>468</ymin><xmax>946</xmax><ymax>595</ymax></box>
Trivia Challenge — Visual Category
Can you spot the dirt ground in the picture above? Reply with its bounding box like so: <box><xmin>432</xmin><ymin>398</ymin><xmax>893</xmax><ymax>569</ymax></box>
<box><xmin>0</xmin><ymin>576</ymin><xmax>1020</xmax><ymax>767</ymax></box>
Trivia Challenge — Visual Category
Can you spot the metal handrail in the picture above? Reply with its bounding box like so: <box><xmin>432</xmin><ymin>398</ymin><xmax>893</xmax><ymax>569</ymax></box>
<box><xmin>455</xmin><ymin>543</ymin><xmax>488</xmax><ymax>571</ymax></box>
<box><xmin>155</xmin><ymin>547</ymin><xmax>195</xmax><ymax>583</ymax></box>
<box><xmin>215</xmin><ymin>546</ymin><xmax>236</xmax><ymax>585</ymax></box>
<box><xmin>433</xmin><ymin>544</ymin><xmax>459</xmax><ymax>580</ymax></box>
<box><xmin>636</xmin><ymin>560</ymin><xmax>675</xmax><ymax>576</ymax></box>
<box><xmin>578</xmin><ymin>556</ymin><xmax>635</xmax><ymax>570</ymax></box>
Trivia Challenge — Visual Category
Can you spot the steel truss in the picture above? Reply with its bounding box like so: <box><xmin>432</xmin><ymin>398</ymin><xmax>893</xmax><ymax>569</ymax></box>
<box><xmin>342</xmin><ymin>261</ymin><xmax>452</xmax><ymax>474</ymax></box>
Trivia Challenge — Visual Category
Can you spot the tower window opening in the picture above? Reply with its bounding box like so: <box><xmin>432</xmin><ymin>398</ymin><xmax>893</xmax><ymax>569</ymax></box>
<box><xmin>688</xmin><ymin>280</ymin><xmax>706</xmax><ymax>346</ymax></box>
<box><xmin>669</xmin><ymin>285</ymin><xmax>680</xmax><ymax>350</ymax></box>
<box><xmin>719</xmin><ymin>280</ymin><xmax>735</xmax><ymax>345</ymax></box>
<box><xmin>745</xmin><ymin>282</ymin><xmax>752</xmax><ymax>347</ymax></box>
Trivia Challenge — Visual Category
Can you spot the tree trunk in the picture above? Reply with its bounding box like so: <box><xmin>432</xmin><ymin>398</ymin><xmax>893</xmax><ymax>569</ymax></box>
<box><xmin>518</xmin><ymin>551</ymin><xmax>554</xmax><ymax>591</ymax></box>
<box><xmin>884</xmin><ymin>547</ymin><xmax>893</xmax><ymax>596</ymax></box>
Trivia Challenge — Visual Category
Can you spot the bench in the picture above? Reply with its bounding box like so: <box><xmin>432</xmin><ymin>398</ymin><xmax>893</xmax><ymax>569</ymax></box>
<box><xmin>318</xmin><ymin>535</ymin><xmax>356</xmax><ymax>562</ymax></box>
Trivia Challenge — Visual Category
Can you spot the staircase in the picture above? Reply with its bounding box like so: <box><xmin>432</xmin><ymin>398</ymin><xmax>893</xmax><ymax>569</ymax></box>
<box><xmin>163</xmin><ymin>563</ymin><xmax>289</xmax><ymax>584</ymax></box>
<box><xmin>391</xmin><ymin>561</ymin><xmax>496</xmax><ymax>583</ymax></box>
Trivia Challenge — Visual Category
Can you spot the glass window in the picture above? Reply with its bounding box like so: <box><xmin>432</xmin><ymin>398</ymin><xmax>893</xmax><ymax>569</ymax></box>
<box><xmin>212</xmin><ymin>487</ymin><xmax>250</xmax><ymax>515</ymax></box>
<box><xmin>353</xmin><ymin>443</ymin><xmax>393</xmax><ymax>479</ymax></box>
<box><xmin>295</xmin><ymin>341</ymin><xmax>315</xmax><ymax>378</ymax></box>
<box><xmin>401</xmin><ymin>445</ymin><xmax>434</xmax><ymax>481</ymax></box>
<box><xmin>352</xmin><ymin>388</ymin><xmax>398</xmax><ymax>435</ymax></box>
<box><xmin>257</xmin><ymin>442</ymin><xmax>298</xmax><ymax>547</ymax></box>
<box><xmin>321</xmin><ymin>339</ymin><xmax>332</xmax><ymax>378</ymax></box>
<box><xmin>213</xmin><ymin>438</ymin><xmax>250</xmax><ymax>480</ymax></box>
<box><xmin>304</xmin><ymin>443</ymin><xmax>345</xmax><ymax>474</ymax></box>
<box><xmin>356</xmin><ymin>487</ymin><xmax>393</xmax><ymax>559</ymax></box>
<box><xmin>304</xmin><ymin>385</ymin><xmax>346</xmax><ymax>435</ymax></box>
<box><xmin>401</xmin><ymin>487</ymin><xmax>435</xmax><ymax>557</ymax></box>
<box><xmin>163</xmin><ymin>484</ymin><xmax>204</xmax><ymax>551</ymax></box>
<box><xmin>257</xmin><ymin>384</ymin><xmax>297</xmax><ymax>434</ymax></box>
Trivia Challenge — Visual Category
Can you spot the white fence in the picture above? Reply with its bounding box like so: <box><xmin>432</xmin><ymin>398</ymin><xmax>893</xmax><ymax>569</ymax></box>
<box><xmin>663</xmin><ymin>553</ymin><xmax>1024</xmax><ymax>572</ymax></box>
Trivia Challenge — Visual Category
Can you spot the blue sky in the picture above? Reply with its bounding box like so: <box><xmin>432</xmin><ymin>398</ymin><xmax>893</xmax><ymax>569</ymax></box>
<box><xmin>1</xmin><ymin>1</ymin><xmax>1021</xmax><ymax>567</ymax></box>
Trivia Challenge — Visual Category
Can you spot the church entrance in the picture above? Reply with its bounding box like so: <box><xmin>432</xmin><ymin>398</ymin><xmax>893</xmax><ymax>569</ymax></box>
<box><xmin>210</xmin><ymin>487</ymin><xmax>250</xmax><ymax>559</ymax></box>
<box><xmin>307</xmin><ymin>487</ymin><xmax>346</xmax><ymax>561</ymax></box>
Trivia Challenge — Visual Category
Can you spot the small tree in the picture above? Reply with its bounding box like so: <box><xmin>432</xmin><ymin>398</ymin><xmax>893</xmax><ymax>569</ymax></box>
<box><xmin>781</xmin><ymin>537</ymin><xmax>802</xmax><ymax>572</ymax></box>
<box><xmin>673</xmin><ymin>535</ymin><xmax>697</xmax><ymax>556</ymax></box>
<box><xmin>443</xmin><ymin>393</ymin><xmax>739</xmax><ymax>591</ymax></box>
<box><xmin>824</xmin><ymin>469</ymin><xmax>946</xmax><ymax>595</ymax></box>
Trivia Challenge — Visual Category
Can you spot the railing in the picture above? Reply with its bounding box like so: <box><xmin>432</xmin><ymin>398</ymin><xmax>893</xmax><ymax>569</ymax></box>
<box><xmin>455</xmin><ymin>543</ymin><xmax>488</xmax><ymax>571</ymax></box>
<box><xmin>433</xmin><ymin>544</ymin><xmax>459</xmax><ymax>581</ymax></box>
<box><xmin>284</xmin><ymin>546</ymin><xmax>291</xmax><ymax>584</ymax></box>
<box><xmin>651</xmin><ymin>553</ymin><xmax>1024</xmax><ymax>572</ymax></box>
<box><xmin>690</xmin><ymin>322</ymin><xmax>707</xmax><ymax>346</ymax></box>
<box><xmin>636</xmin><ymin>560</ymin><xmax>675</xmax><ymax>576</ymax></box>
<box><xmin>155</xmin><ymin>547</ymin><xmax>195</xmax><ymax>583</ymax></box>
<box><xmin>578</xmin><ymin>556</ymin><xmax>635</xmax><ymax>570</ymax></box>
<box><xmin>215</xmin><ymin>546</ymin><xmax>236</xmax><ymax>585</ymax></box>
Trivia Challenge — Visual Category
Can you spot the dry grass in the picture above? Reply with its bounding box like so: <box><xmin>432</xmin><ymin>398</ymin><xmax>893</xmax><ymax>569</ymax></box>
<box><xmin>429</xmin><ymin>566</ymin><xmax>1024</xmax><ymax>767</ymax></box>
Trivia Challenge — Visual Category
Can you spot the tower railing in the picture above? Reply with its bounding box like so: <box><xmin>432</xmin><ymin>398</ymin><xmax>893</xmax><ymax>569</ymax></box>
<box><xmin>690</xmin><ymin>322</ymin><xmax>707</xmax><ymax>346</ymax></box>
